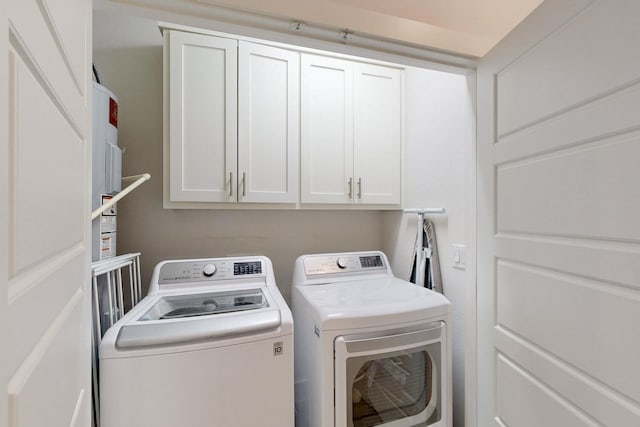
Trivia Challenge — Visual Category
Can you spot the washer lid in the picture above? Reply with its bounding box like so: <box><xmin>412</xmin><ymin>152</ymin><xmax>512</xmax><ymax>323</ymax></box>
<box><xmin>297</xmin><ymin>277</ymin><xmax>450</xmax><ymax>331</ymax></box>
<box><xmin>139</xmin><ymin>288</ymin><xmax>268</xmax><ymax>320</ymax></box>
<box><xmin>115</xmin><ymin>288</ymin><xmax>280</xmax><ymax>349</ymax></box>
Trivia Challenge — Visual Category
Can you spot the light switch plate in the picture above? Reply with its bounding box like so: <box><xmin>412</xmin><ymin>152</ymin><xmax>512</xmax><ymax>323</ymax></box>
<box><xmin>452</xmin><ymin>244</ymin><xmax>466</xmax><ymax>270</ymax></box>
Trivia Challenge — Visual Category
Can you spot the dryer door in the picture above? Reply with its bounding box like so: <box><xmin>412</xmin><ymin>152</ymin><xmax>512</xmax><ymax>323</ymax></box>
<box><xmin>334</xmin><ymin>322</ymin><xmax>446</xmax><ymax>427</ymax></box>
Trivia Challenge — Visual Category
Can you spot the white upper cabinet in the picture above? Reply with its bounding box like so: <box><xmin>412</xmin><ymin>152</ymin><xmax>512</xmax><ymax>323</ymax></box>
<box><xmin>301</xmin><ymin>54</ymin><xmax>402</xmax><ymax>205</ymax></box>
<box><xmin>353</xmin><ymin>63</ymin><xmax>402</xmax><ymax>205</ymax></box>
<box><xmin>167</xmin><ymin>30</ymin><xmax>237</xmax><ymax>202</ymax></box>
<box><xmin>165</xmin><ymin>25</ymin><xmax>403</xmax><ymax>208</ymax></box>
<box><xmin>238</xmin><ymin>41</ymin><xmax>299</xmax><ymax>203</ymax></box>
<box><xmin>300</xmin><ymin>55</ymin><xmax>354</xmax><ymax>204</ymax></box>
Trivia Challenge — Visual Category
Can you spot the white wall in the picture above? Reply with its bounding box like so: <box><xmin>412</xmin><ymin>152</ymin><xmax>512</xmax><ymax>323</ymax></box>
<box><xmin>382</xmin><ymin>67</ymin><xmax>472</xmax><ymax>427</ymax></box>
<box><xmin>92</xmin><ymin>11</ymin><xmax>384</xmax><ymax>302</ymax></box>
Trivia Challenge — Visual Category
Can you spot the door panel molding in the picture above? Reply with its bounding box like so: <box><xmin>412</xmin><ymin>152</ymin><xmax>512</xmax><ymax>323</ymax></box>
<box><xmin>495</xmin><ymin>327</ymin><xmax>640</xmax><ymax>427</ymax></box>
<box><xmin>37</xmin><ymin>0</ymin><xmax>87</xmax><ymax>95</ymax></box>
<box><xmin>494</xmin><ymin>80</ymin><xmax>640</xmax><ymax>164</ymax></box>
<box><xmin>1</xmin><ymin>0</ymin><xmax>10</xmax><ymax>426</ymax></box>
<box><xmin>8</xmin><ymin>250</ymin><xmax>85</xmax><ymax>373</ymax></box>
<box><xmin>496</xmin><ymin>0</ymin><xmax>639</xmax><ymax>138</ymax></box>
<box><xmin>8</xmin><ymin>0</ymin><xmax>86</xmax><ymax>131</ymax></box>
<box><xmin>7</xmin><ymin>289</ymin><xmax>82</xmax><ymax>393</ymax></box>
<box><xmin>496</xmin><ymin>354</ymin><xmax>600</xmax><ymax>427</ymax></box>
<box><xmin>69</xmin><ymin>389</ymin><xmax>87</xmax><ymax>427</ymax></box>
<box><xmin>496</xmin><ymin>132</ymin><xmax>640</xmax><ymax>241</ymax></box>
<box><xmin>496</xmin><ymin>258</ymin><xmax>640</xmax><ymax>402</ymax></box>
<box><xmin>494</xmin><ymin>233</ymin><xmax>640</xmax><ymax>290</ymax></box>
<box><xmin>8</xmin><ymin>243</ymin><xmax>84</xmax><ymax>304</ymax></box>
<box><xmin>8</xmin><ymin>31</ymin><xmax>84</xmax><ymax>138</ymax></box>
<box><xmin>10</xmin><ymin>47</ymin><xmax>85</xmax><ymax>276</ymax></box>
<box><xmin>8</xmin><ymin>290</ymin><xmax>85</xmax><ymax>427</ymax></box>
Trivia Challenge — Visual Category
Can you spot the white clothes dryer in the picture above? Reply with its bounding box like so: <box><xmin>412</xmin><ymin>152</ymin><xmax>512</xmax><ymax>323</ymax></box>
<box><xmin>100</xmin><ymin>256</ymin><xmax>293</xmax><ymax>427</ymax></box>
<box><xmin>292</xmin><ymin>251</ymin><xmax>451</xmax><ymax>427</ymax></box>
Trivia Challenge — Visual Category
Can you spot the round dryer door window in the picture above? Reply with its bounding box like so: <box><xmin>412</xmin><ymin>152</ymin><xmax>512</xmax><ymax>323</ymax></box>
<box><xmin>334</xmin><ymin>323</ymin><xmax>445</xmax><ymax>427</ymax></box>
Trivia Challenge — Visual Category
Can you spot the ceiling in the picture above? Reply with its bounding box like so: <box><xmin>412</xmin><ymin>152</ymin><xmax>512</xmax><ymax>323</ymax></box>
<box><xmin>194</xmin><ymin>0</ymin><xmax>544</xmax><ymax>57</ymax></box>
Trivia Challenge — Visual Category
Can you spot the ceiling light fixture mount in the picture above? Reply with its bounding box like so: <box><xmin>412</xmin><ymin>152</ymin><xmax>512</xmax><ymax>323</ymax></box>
<box><xmin>289</xmin><ymin>21</ymin><xmax>307</xmax><ymax>32</ymax></box>
<box><xmin>338</xmin><ymin>30</ymin><xmax>353</xmax><ymax>43</ymax></box>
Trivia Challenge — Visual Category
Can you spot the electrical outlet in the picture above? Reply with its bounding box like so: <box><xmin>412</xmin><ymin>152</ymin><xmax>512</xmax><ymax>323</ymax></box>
<box><xmin>452</xmin><ymin>244</ymin><xmax>466</xmax><ymax>270</ymax></box>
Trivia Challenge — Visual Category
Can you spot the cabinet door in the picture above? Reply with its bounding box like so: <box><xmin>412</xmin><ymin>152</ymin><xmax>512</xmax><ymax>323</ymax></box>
<box><xmin>238</xmin><ymin>41</ymin><xmax>299</xmax><ymax>203</ymax></box>
<box><xmin>168</xmin><ymin>31</ymin><xmax>237</xmax><ymax>202</ymax></box>
<box><xmin>300</xmin><ymin>54</ymin><xmax>354</xmax><ymax>204</ymax></box>
<box><xmin>353</xmin><ymin>63</ymin><xmax>402</xmax><ymax>205</ymax></box>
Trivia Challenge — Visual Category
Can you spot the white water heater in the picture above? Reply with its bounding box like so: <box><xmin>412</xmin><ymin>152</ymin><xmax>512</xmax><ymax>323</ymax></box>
<box><xmin>92</xmin><ymin>82</ymin><xmax>122</xmax><ymax>261</ymax></box>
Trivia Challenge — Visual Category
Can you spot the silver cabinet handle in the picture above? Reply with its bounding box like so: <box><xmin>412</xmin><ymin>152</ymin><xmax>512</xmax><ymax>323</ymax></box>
<box><xmin>357</xmin><ymin>178</ymin><xmax>362</xmax><ymax>199</ymax></box>
<box><xmin>348</xmin><ymin>177</ymin><xmax>353</xmax><ymax>199</ymax></box>
<box><xmin>242</xmin><ymin>172</ymin><xmax>246</xmax><ymax>197</ymax></box>
<box><xmin>229</xmin><ymin>171</ymin><xmax>233</xmax><ymax>197</ymax></box>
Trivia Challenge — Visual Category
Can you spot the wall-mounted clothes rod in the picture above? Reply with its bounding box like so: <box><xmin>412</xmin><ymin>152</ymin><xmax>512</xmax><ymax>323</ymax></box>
<box><xmin>91</xmin><ymin>173</ymin><xmax>151</xmax><ymax>221</ymax></box>
<box><xmin>403</xmin><ymin>208</ymin><xmax>446</xmax><ymax>215</ymax></box>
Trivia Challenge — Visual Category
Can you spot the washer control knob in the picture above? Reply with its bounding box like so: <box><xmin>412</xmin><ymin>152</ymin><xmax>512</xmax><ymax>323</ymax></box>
<box><xmin>202</xmin><ymin>264</ymin><xmax>217</xmax><ymax>277</ymax></box>
<box><xmin>336</xmin><ymin>257</ymin><xmax>348</xmax><ymax>269</ymax></box>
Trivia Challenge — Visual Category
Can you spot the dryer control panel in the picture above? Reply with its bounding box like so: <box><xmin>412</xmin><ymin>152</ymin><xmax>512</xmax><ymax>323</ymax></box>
<box><xmin>303</xmin><ymin>253</ymin><xmax>387</xmax><ymax>276</ymax></box>
<box><xmin>158</xmin><ymin>259</ymin><xmax>265</xmax><ymax>285</ymax></box>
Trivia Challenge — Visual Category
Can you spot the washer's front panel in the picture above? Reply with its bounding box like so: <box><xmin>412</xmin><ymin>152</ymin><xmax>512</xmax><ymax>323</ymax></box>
<box><xmin>101</xmin><ymin>333</ymin><xmax>294</xmax><ymax>427</ymax></box>
<box><xmin>158</xmin><ymin>258</ymin><xmax>265</xmax><ymax>284</ymax></box>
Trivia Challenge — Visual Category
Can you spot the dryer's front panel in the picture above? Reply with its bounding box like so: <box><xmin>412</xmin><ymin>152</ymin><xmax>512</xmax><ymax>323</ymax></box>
<box><xmin>335</xmin><ymin>322</ymin><xmax>447</xmax><ymax>427</ymax></box>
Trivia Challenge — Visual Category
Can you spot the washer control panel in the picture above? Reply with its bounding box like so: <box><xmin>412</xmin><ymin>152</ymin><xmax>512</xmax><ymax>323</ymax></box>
<box><xmin>158</xmin><ymin>259</ymin><xmax>265</xmax><ymax>285</ymax></box>
<box><xmin>303</xmin><ymin>253</ymin><xmax>386</xmax><ymax>276</ymax></box>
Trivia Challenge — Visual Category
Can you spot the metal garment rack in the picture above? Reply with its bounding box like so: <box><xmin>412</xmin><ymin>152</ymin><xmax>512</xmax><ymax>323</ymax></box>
<box><xmin>403</xmin><ymin>208</ymin><xmax>446</xmax><ymax>288</ymax></box>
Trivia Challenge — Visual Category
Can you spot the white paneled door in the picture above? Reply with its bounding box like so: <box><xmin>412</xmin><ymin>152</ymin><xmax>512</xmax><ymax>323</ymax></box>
<box><xmin>477</xmin><ymin>1</ymin><xmax>640</xmax><ymax>426</ymax></box>
<box><xmin>2</xmin><ymin>0</ymin><xmax>92</xmax><ymax>426</ymax></box>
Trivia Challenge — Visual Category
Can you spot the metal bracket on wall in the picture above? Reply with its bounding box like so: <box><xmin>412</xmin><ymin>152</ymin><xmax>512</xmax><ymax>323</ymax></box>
<box><xmin>91</xmin><ymin>173</ymin><xmax>151</xmax><ymax>220</ymax></box>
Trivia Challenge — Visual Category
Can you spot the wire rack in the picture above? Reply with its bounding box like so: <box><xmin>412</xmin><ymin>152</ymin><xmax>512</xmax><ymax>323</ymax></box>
<box><xmin>91</xmin><ymin>253</ymin><xmax>143</xmax><ymax>340</ymax></box>
<box><xmin>91</xmin><ymin>253</ymin><xmax>143</xmax><ymax>427</ymax></box>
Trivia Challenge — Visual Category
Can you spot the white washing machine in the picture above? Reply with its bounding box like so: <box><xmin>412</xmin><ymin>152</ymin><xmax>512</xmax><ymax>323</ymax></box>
<box><xmin>100</xmin><ymin>256</ymin><xmax>294</xmax><ymax>427</ymax></box>
<box><xmin>292</xmin><ymin>251</ymin><xmax>451</xmax><ymax>427</ymax></box>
